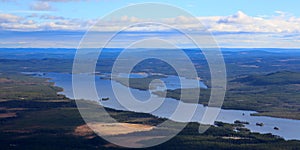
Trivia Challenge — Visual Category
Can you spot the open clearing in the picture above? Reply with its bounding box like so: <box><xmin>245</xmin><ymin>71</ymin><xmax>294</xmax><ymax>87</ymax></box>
<box><xmin>74</xmin><ymin>122</ymin><xmax>155</xmax><ymax>136</ymax></box>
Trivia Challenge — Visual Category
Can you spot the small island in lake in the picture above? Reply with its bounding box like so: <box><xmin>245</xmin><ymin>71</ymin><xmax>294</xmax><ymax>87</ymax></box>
<box><xmin>234</xmin><ymin>120</ymin><xmax>250</xmax><ymax>125</ymax></box>
<box><xmin>101</xmin><ymin>97</ymin><xmax>110</xmax><ymax>101</ymax></box>
<box><xmin>256</xmin><ymin>122</ymin><xmax>264</xmax><ymax>126</ymax></box>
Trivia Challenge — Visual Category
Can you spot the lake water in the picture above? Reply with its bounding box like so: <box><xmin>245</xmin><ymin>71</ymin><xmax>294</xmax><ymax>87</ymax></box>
<box><xmin>30</xmin><ymin>72</ymin><xmax>300</xmax><ymax>140</ymax></box>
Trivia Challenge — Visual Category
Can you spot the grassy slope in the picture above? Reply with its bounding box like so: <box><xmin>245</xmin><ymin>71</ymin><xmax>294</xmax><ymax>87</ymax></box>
<box><xmin>0</xmin><ymin>73</ymin><xmax>66</xmax><ymax>100</ymax></box>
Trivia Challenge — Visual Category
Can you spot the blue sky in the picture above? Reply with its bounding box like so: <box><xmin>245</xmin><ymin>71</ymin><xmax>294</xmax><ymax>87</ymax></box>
<box><xmin>2</xmin><ymin>0</ymin><xmax>300</xmax><ymax>19</ymax></box>
<box><xmin>1</xmin><ymin>0</ymin><xmax>300</xmax><ymax>48</ymax></box>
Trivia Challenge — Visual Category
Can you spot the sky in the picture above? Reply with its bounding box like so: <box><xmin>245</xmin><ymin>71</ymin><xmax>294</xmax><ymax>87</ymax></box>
<box><xmin>1</xmin><ymin>0</ymin><xmax>300</xmax><ymax>48</ymax></box>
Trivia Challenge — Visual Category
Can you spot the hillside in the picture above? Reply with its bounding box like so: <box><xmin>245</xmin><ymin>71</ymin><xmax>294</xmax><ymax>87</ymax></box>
<box><xmin>233</xmin><ymin>71</ymin><xmax>300</xmax><ymax>85</ymax></box>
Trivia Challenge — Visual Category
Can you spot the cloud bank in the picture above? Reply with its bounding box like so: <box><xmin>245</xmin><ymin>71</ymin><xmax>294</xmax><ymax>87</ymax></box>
<box><xmin>1</xmin><ymin>11</ymin><xmax>300</xmax><ymax>33</ymax></box>
<box><xmin>1</xmin><ymin>11</ymin><xmax>300</xmax><ymax>48</ymax></box>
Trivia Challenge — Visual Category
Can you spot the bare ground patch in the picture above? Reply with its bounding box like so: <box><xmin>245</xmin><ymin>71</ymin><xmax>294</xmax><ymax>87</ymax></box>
<box><xmin>74</xmin><ymin>122</ymin><xmax>155</xmax><ymax>137</ymax></box>
<box><xmin>74</xmin><ymin>122</ymin><xmax>169</xmax><ymax>148</ymax></box>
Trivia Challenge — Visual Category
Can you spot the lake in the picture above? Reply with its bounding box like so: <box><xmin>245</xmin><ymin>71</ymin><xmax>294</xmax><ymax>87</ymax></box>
<box><xmin>28</xmin><ymin>72</ymin><xmax>300</xmax><ymax>140</ymax></box>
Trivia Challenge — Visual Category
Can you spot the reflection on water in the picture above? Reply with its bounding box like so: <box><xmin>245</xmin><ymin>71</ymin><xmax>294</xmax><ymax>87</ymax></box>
<box><xmin>29</xmin><ymin>72</ymin><xmax>300</xmax><ymax>140</ymax></box>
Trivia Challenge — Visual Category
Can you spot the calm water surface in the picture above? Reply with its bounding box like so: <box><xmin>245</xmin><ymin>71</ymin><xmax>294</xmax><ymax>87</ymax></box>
<box><xmin>30</xmin><ymin>72</ymin><xmax>300</xmax><ymax>140</ymax></box>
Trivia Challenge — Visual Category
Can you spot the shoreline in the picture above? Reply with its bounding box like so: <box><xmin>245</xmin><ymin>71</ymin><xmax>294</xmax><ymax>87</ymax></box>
<box><xmin>34</xmin><ymin>72</ymin><xmax>300</xmax><ymax>140</ymax></box>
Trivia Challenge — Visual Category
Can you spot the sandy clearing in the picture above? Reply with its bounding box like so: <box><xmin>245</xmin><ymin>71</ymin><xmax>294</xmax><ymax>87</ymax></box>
<box><xmin>74</xmin><ymin>122</ymin><xmax>155</xmax><ymax>137</ymax></box>
<box><xmin>74</xmin><ymin>122</ymin><xmax>168</xmax><ymax>147</ymax></box>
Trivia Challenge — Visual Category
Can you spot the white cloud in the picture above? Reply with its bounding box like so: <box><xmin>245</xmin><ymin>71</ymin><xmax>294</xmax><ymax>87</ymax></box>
<box><xmin>0</xmin><ymin>13</ymin><xmax>23</xmax><ymax>23</ymax></box>
<box><xmin>27</xmin><ymin>14</ymin><xmax>65</xmax><ymax>20</ymax></box>
<box><xmin>39</xmin><ymin>14</ymin><xmax>66</xmax><ymax>20</ymax></box>
<box><xmin>30</xmin><ymin>2</ymin><xmax>53</xmax><ymax>11</ymax></box>
<box><xmin>198</xmin><ymin>11</ymin><xmax>300</xmax><ymax>33</ymax></box>
<box><xmin>2</xmin><ymin>10</ymin><xmax>300</xmax><ymax>33</ymax></box>
<box><xmin>2</xmin><ymin>11</ymin><xmax>300</xmax><ymax>48</ymax></box>
<box><xmin>1</xmin><ymin>23</ymin><xmax>39</xmax><ymax>31</ymax></box>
